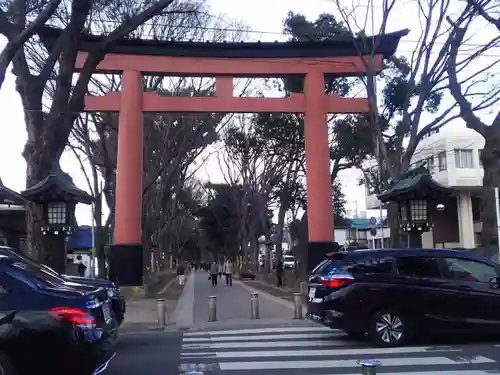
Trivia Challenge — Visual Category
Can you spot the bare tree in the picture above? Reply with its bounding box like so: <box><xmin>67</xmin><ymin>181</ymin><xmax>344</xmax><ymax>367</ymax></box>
<box><xmin>0</xmin><ymin>0</ymin><xmax>200</xmax><ymax>266</ymax></box>
<box><xmin>447</xmin><ymin>5</ymin><xmax>500</xmax><ymax>247</ymax></box>
<box><xmin>334</xmin><ymin>0</ymin><xmax>498</xmax><ymax>245</ymax></box>
<box><xmin>0</xmin><ymin>0</ymin><xmax>62</xmax><ymax>88</ymax></box>
<box><xmin>68</xmin><ymin>11</ymin><xmax>249</xmax><ymax>276</ymax></box>
<box><xmin>219</xmin><ymin>114</ymin><xmax>286</xmax><ymax>271</ymax></box>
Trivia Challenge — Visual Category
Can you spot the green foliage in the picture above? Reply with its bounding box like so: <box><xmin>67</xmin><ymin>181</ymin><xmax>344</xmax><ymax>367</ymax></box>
<box><xmin>332</xmin><ymin>180</ymin><xmax>348</xmax><ymax>225</ymax></box>
<box><xmin>196</xmin><ymin>183</ymin><xmax>273</xmax><ymax>259</ymax></box>
<box><xmin>197</xmin><ymin>184</ymin><xmax>242</xmax><ymax>258</ymax></box>
<box><xmin>282</xmin><ymin>12</ymin><xmax>351</xmax><ymax>95</ymax></box>
<box><xmin>381</xmin><ymin>57</ymin><xmax>442</xmax><ymax>119</ymax></box>
<box><xmin>247</xmin><ymin>12</ymin><xmax>375</xmax><ymax>223</ymax></box>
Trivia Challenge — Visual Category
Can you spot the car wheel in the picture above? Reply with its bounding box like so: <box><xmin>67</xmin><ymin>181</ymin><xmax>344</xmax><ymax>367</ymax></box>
<box><xmin>368</xmin><ymin>309</ymin><xmax>408</xmax><ymax>347</ymax></box>
<box><xmin>0</xmin><ymin>352</ymin><xmax>15</xmax><ymax>375</ymax></box>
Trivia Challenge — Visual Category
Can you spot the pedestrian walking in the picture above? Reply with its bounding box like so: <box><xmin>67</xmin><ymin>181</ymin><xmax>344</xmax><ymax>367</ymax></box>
<box><xmin>276</xmin><ymin>259</ymin><xmax>284</xmax><ymax>287</ymax></box>
<box><xmin>210</xmin><ymin>261</ymin><xmax>218</xmax><ymax>286</ymax></box>
<box><xmin>224</xmin><ymin>258</ymin><xmax>234</xmax><ymax>287</ymax></box>
<box><xmin>218</xmin><ymin>262</ymin><xmax>223</xmax><ymax>279</ymax></box>
<box><xmin>76</xmin><ymin>255</ymin><xmax>87</xmax><ymax>277</ymax></box>
<box><xmin>177</xmin><ymin>263</ymin><xmax>186</xmax><ymax>285</ymax></box>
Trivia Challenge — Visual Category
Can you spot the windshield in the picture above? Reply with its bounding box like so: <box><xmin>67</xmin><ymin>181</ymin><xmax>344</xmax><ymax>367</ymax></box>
<box><xmin>283</xmin><ymin>256</ymin><xmax>295</xmax><ymax>262</ymax></box>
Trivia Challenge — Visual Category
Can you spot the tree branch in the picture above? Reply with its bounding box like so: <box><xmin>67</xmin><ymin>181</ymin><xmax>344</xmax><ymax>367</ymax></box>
<box><xmin>446</xmin><ymin>22</ymin><xmax>488</xmax><ymax>136</ymax></box>
<box><xmin>467</xmin><ymin>0</ymin><xmax>500</xmax><ymax>31</ymax></box>
<box><xmin>0</xmin><ymin>0</ymin><xmax>62</xmax><ymax>89</ymax></box>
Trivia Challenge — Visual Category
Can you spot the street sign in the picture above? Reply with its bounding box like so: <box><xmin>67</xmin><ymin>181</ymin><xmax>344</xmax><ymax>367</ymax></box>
<box><xmin>369</xmin><ymin>217</ymin><xmax>377</xmax><ymax>226</ymax></box>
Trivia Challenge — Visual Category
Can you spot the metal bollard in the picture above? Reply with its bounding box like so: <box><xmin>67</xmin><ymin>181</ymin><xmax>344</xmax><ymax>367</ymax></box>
<box><xmin>357</xmin><ymin>359</ymin><xmax>381</xmax><ymax>375</ymax></box>
<box><xmin>157</xmin><ymin>298</ymin><xmax>167</xmax><ymax>326</ymax></box>
<box><xmin>208</xmin><ymin>295</ymin><xmax>217</xmax><ymax>322</ymax></box>
<box><xmin>293</xmin><ymin>292</ymin><xmax>303</xmax><ymax>319</ymax></box>
<box><xmin>250</xmin><ymin>292</ymin><xmax>259</xmax><ymax>319</ymax></box>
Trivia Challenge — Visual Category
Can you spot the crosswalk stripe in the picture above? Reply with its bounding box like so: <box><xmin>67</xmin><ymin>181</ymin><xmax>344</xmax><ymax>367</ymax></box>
<box><xmin>331</xmin><ymin>372</ymin><xmax>493</xmax><ymax>375</ymax></box>
<box><xmin>180</xmin><ymin>326</ymin><xmax>498</xmax><ymax>374</ymax></box>
<box><xmin>180</xmin><ymin>346</ymin><xmax>462</xmax><ymax>359</ymax></box>
<box><xmin>182</xmin><ymin>339</ymin><xmax>353</xmax><ymax>349</ymax></box>
<box><xmin>182</xmin><ymin>332</ymin><xmax>340</xmax><ymax>342</ymax></box>
<box><xmin>217</xmin><ymin>356</ymin><xmax>495</xmax><ymax>371</ymax></box>
<box><xmin>183</xmin><ymin>326</ymin><xmax>331</xmax><ymax>336</ymax></box>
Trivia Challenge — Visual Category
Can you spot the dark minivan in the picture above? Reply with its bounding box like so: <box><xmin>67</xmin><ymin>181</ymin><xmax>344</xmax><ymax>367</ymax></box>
<box><xmin>307</xmin><ymin>248</ymin><xmax>500</xmax><ymax>347</ymax></box>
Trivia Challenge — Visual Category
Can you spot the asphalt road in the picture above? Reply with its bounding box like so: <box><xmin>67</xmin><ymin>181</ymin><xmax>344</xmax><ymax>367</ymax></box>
<box><xmin>107</xmin><ymin>325</ymin><xmax>500</xmax><ymax>375</ymax></box>
<box><xmin>107</xmin><ymin>331</ymin><xmax>183</xmax><ymax>375</ymax></box>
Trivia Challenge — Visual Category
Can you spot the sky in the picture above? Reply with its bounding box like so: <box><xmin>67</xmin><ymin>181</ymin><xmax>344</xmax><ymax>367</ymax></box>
<box><xmin>0</xmin><ymin>0</ymin><xmax>497</xmax><ymax>226</ymax></box>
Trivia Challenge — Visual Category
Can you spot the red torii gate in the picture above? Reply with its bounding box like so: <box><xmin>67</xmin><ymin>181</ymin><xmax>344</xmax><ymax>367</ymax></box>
<box><xmin>42</xmin><ymin>28</ymin><xmax>406</xmax><ymax>286</ymax></box>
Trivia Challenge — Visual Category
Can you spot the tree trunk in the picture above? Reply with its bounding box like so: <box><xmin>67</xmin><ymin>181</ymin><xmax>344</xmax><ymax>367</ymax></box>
<box><xmin>274</xmin><ymin>201</ymin><xmax>287</xmax><ymax>273</ymax></box>
<box><xmin>24</xmin><ymin>202</ymin><xmax>44</xmax><ymax>261</ymax></box>
<box><xmin>24</xmin><ymin>135</ymin><xmax>60</xmax><ymax>267</ymax></box>
<box><xmin>479</xmin><ymin>134</ymin><xmax>500</xmax><ymax>247</ymax></box>
<box><xmin>296</xmin><ymin>212</ymin><xmax>309</xmax><ymax>282</ymax></box>
<box><xmin>42</xmin><ymin>233</ymin><xmax>67</xmax><ymax>274</ymax></box>
<box><xmin>387</xmin><ymin>202</ymin><xmax>402</xmax><ymax>247</ymax></box>
<box><xmin>93</xmin><ymin>192</ymin><xmax>107</xmax><ymax>278</ymax></box>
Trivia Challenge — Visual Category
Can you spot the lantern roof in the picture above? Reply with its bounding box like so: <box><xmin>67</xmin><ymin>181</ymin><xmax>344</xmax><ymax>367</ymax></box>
<box><xmin>38</xmin><ymin>26</ymin><xmax>409</xmax><ymax>60</ymax></box>
<box><xmin>21</xmin><ymin>166</ymin><xmax>92</xmax><ymax>204</ymax></box>
<box><xmin>0</xmin><ymin>177</ymin><xmax>26</xmax><ymax>205</ymax></box>
<box><xmin>377</xmin><ymin>166</ymin><xmax>452</xmax><ymax>203</ymax></box>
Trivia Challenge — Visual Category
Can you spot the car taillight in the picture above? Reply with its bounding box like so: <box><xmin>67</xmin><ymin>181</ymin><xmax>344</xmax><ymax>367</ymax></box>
<box><xmin>321</xmin><ymin>276</ymin><xmax>354</xmax><ymax>288</ymax></box>
<box><xmin>49</xmin><ymin>307</ymin><xmax>96</xmax><ymax>328</ymax></box>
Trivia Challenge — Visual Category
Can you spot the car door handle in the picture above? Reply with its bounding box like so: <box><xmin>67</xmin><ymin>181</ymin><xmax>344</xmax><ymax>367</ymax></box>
<box><xmin>459</xmin><ymin>285</ymin><xmax>472</xmax><ymax>291</ymax></box>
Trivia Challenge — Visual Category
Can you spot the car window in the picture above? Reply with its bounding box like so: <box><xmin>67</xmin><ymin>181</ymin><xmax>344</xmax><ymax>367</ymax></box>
<box><xmin>443</xmin><ymin>258</ymin><xmax>498</xmax><ymax>282</ymax></box>
<box><xmin>283</xmin><ymin>256</ymin><xmax>295</xmax><ymax>261</ymax></box>
<box><xmin>311</xmin><ymin>259</ymin><xmax>329</xmax><ymax>274</ymax></box>
<box><xmin>312</xmin><ymin>260</ymin><xmax>345</xmax><ymax>276</ymax></box>
<box><xmin>3</xmin><ymin>249</ymin><xmax>61</xmax><ymax>278</ymax></box>
<box><xmin>9</xmin><ymin>261</ymin><xmax>64</xmax><ymax>287</ymax></box>
<box><xmin>346</xmin><ymin>256</ymin><xmax>394</xmax><ymax>274</ymax></box>
<box><xmin>397</xmin><ymin>256</ymin><xmax>442</xmax><ymax>278</ymax></box>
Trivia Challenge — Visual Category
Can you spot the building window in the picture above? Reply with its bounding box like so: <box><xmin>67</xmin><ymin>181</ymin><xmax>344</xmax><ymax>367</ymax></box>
<box><xmin>454</xmin><ymin>149</ymin><xmax>473</xmax><ymax>168</ymax></box>
<box><xmin>426</xmin><ymin>156</ymin><xmax>435</xmax><ymax>171</ymax></box>
<box><xmin>410</xmin><ymin>200</ymin><xmax>428</xmax><ymax>221</ymax></box>
<box><xmin>438</xmin><ymin>152</ymin><xmax>447</xmax><ymax>171</ymax></box>
<box><xmin>478</xmin><ymin>149</ymin><xmax>483</xmax><ymax>166</ymax></box>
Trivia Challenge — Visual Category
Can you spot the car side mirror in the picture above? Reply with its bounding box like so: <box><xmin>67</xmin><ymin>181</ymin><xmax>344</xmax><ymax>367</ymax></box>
<box><xmin>489</xmin><ymin>277</ymin><xmax>500</xmax><ymax>289</ymax></box>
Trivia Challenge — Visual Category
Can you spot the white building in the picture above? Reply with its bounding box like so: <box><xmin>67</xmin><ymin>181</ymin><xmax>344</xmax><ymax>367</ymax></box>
<box><xmin>365</xmin><ymin>126</ymin><xmax>484</xmax><ymax>248</ymax></box>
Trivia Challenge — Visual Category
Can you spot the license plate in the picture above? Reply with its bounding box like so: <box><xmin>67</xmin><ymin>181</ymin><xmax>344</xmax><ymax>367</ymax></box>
<box><xmin>102</xmin><ymin>303</ymin><xmax>111</xmax><ymax>321</ymax></box>
<box><xmin>308</xmin><ymin>287</ymin><xmax>316</xmax><ymax>299</ymax></box>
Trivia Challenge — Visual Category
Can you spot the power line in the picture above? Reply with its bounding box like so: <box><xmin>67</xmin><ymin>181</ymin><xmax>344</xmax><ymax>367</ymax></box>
<box><xmin>79</xmin><ymin>17</ymin><xmax>500</xmax><ymax>51</ymax></box>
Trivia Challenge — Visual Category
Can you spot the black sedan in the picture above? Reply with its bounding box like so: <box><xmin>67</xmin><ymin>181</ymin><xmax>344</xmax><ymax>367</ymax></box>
<box><xmin>0</xmin><ymin>255</ymin><xmax>117</xmax><ymax>375</ymax></box>
<box><xmin>0</xmin><ymin>246</ymin><xmax>126</xmax><ymax>325</ymax></box>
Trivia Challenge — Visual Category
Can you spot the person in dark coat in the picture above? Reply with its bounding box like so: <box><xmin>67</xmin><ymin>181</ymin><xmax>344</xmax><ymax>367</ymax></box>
<box><xmin>209</xmin><ymin>261</ymin><xmax>218</xmax><ymax>286</ymax></box>
<box><xmin>76</xmin><ymin>255</ymin><xmax>87</xmax><ymax>277</ymax></box>
<box><xmin>276</xmin><ymin>259</ymin><xmax>284</xmax><ymax>287</ymax></box>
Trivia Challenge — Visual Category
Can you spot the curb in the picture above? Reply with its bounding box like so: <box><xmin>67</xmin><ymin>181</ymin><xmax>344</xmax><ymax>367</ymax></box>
<box><xmin>170</xmin><ymin>270</ymin><xmax>195</xmax><ymax>328</ymax></box>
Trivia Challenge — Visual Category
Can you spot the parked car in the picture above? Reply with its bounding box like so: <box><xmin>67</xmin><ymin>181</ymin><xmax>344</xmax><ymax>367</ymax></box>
<box><xmin>0</xmin><ymin>246</ymin><xmax>125</xmax><ymax>325</ymax></box>
<box><xmin>307</xmin><ymin>248</ymin><xmax>500</xmax><ymax>347</ymax></box>
<box><xmin>0</xmin><ymin>254</ymin><xmax>118</xmax><ymax>375</ymax></box>
<box><xmin>282</xmin><ymin>255</ymin><xmax>296</xmax><ymax>269</ymax></box>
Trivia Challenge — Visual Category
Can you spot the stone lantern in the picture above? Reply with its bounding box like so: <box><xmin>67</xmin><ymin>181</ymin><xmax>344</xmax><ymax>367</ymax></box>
<box><xmin>21</xmin><ymin>166</ymin><xmax>92</xmax><ymax>273</ymax></box>
<box><xmin>378</xmin><ymin>166</ymin><xmax>452</xmax><ymax>248</ymax></box>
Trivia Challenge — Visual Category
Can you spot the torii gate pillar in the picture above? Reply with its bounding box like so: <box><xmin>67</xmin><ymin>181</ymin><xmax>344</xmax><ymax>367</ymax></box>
<box><xmin>304</xmin><ymin>71</ymin><xmax>334</xmax><ymax>263</ymax></box>
<box><xmin>110</xmin><ymin>70</ymin><xmax>144</xmax><ymax>283</ymax></box>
